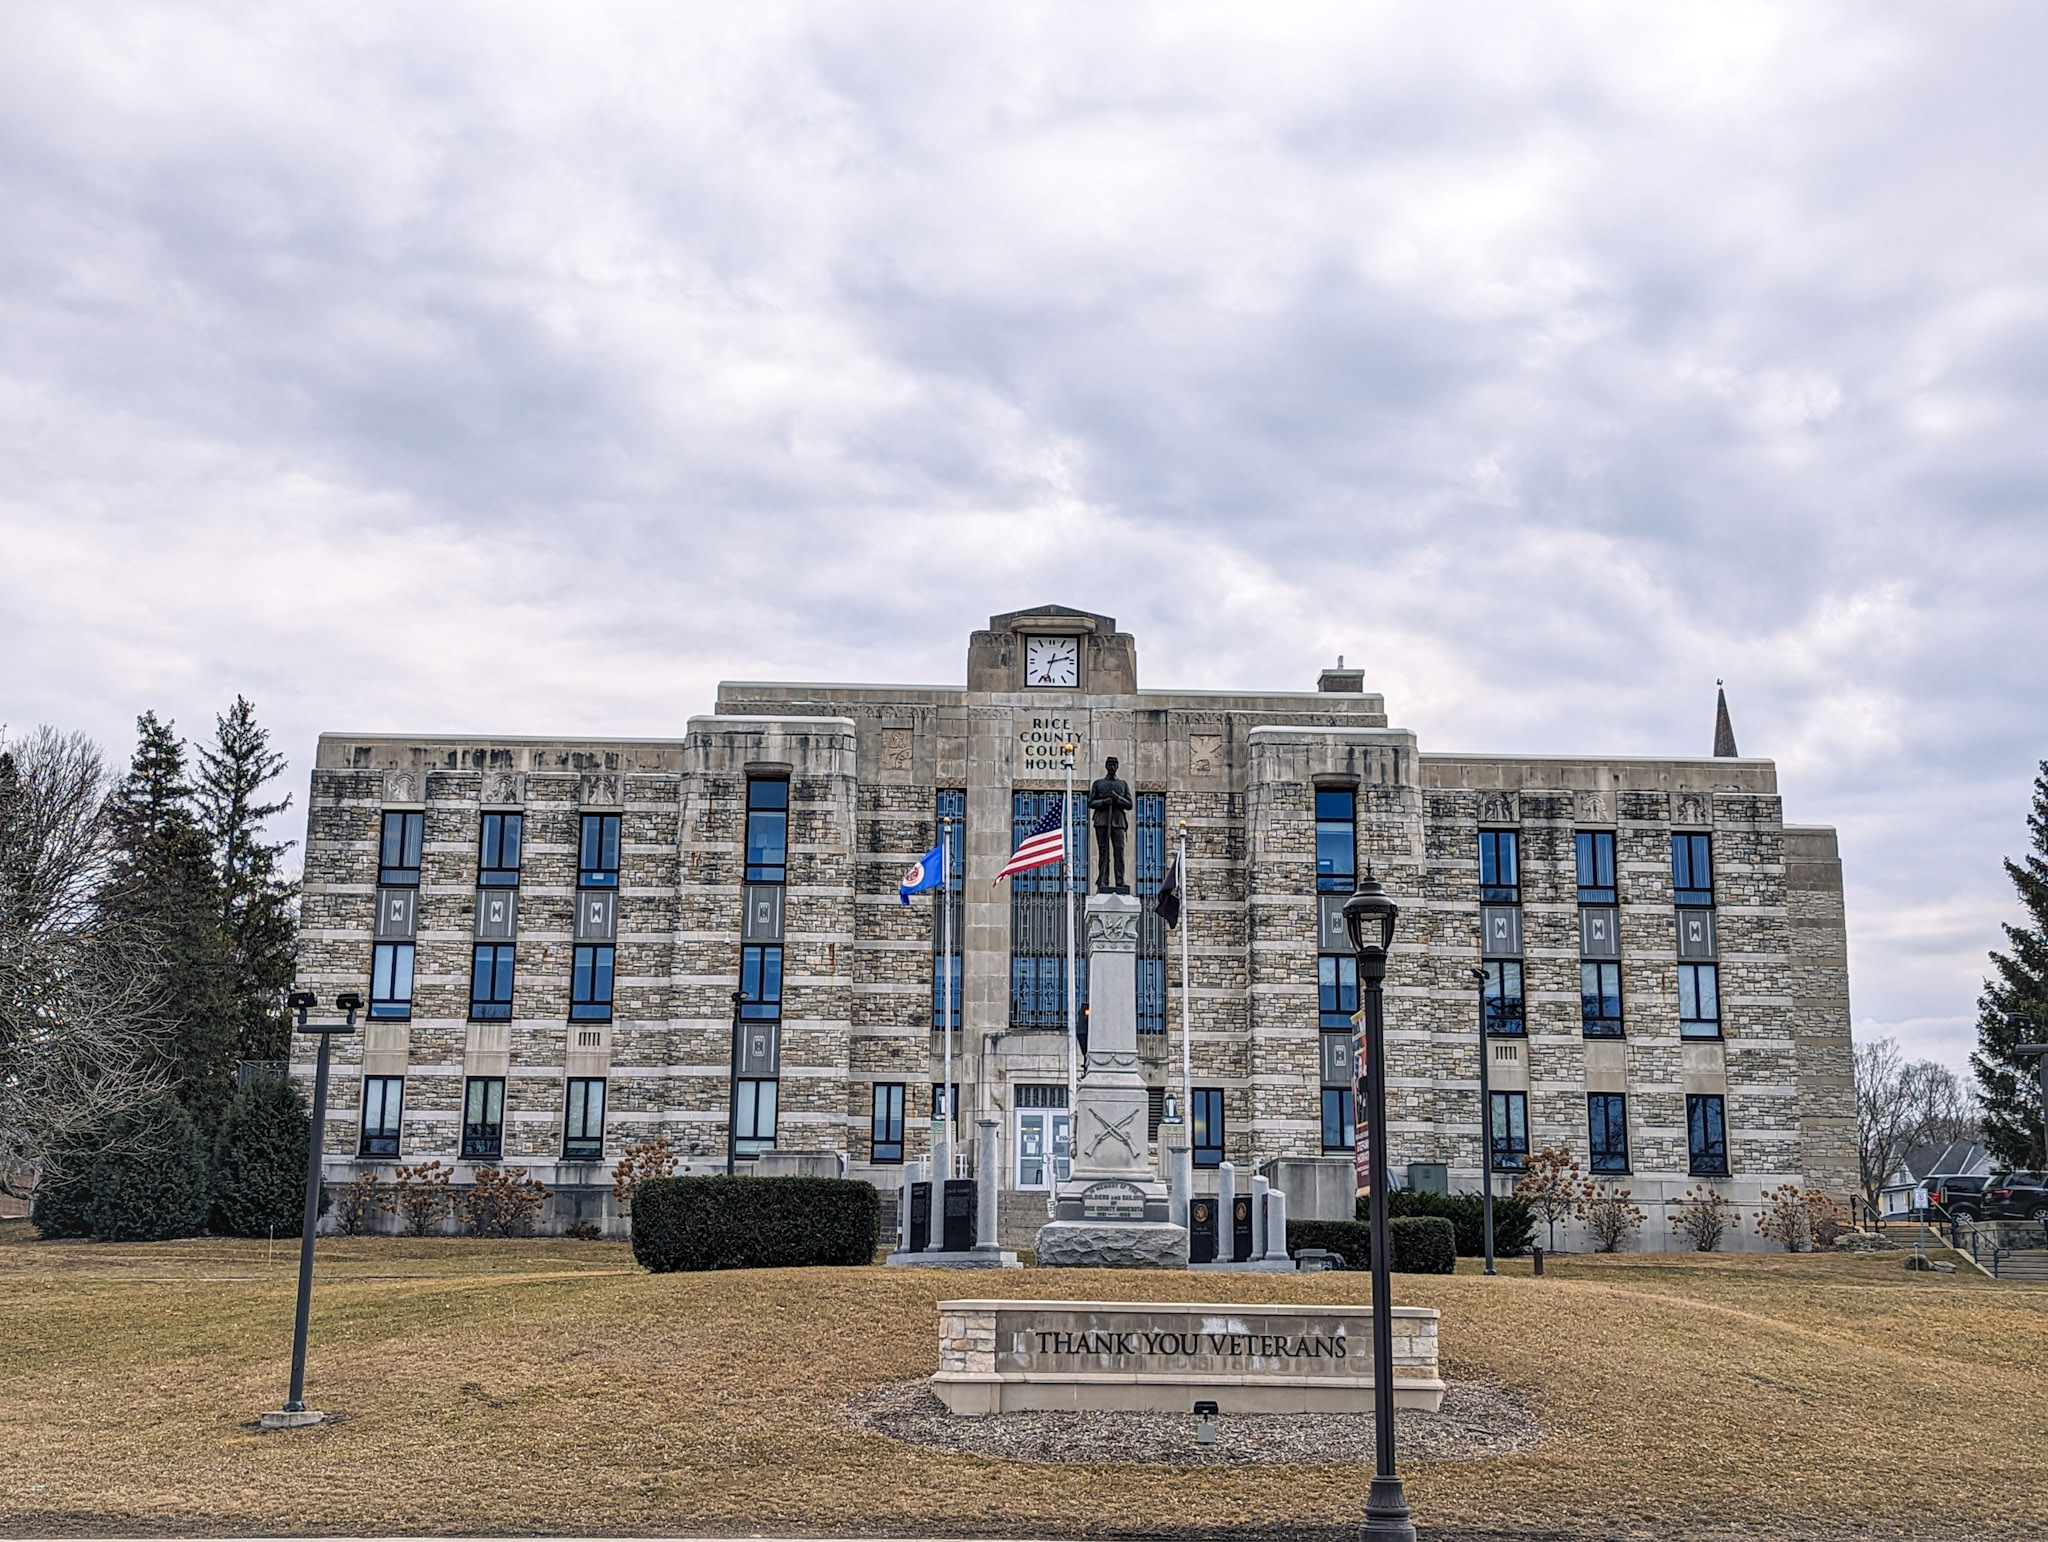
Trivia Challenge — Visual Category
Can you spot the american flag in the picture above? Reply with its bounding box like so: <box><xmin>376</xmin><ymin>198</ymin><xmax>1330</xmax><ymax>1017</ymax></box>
<box><xmin>994</xmin><ymin>797</ymin><xmax>1066</xmax><ymax>885</ymax></box>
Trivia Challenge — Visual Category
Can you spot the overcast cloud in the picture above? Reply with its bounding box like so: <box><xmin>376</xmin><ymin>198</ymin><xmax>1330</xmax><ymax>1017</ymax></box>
<box><xmin>2</xmin><ymin>3</ymin><xmax>2044</xmax><ymax>1073</ymax></box>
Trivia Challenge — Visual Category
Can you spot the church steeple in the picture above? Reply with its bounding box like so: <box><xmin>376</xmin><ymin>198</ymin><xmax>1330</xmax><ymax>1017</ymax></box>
<box><xmin>1713</xmin><ymin>681</ymin><xmax>1739</xmax><ymax>758</ymax></box>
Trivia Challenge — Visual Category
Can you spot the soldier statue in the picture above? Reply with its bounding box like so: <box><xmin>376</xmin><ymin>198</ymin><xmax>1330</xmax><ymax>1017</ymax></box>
<box><xmin>1088</xmin><ymin>756</ymin><xmax>1133</xmax><ymax>892</ymax></box>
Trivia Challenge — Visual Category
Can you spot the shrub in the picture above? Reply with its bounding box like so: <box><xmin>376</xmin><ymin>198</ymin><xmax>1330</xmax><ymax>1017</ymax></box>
<box><xmin>564</xmin><ymin>1221</ymin><xmax>604</xmax><ymax>1241</ymax></box>
<box><xmin>86</xmin><ymin>1097</ymin><xmax>212</xmax><ymax>1242</ymax></box>
<box><xmin>333</xmin><ymin>1169</ymin><xmax>393</xmax><ymax>1235</ymax></box>
<box><xmin>1380</xmin><ymin>1189</ymin><xmax>1535</xmax><ymax>1257</ymax></box>
<box><xmin>1286</xmin><ymin>1215</ymin><xmax>1456</xmax><ymax>1274</ymax></box>
<box><xmin>29</xmin><ymin>1157</ymin><xmax>94</xmax><ymax>1239</ymax></box>
<box><xmin>1514</xmin><ymin>1147</ymin><xmax>1583</xmax><ymax>1251</ymax></box>
<box><xmin>1670</xmin><ymin>1185</ymin><xmax>1734</xmax><ymax>1252</ymax></box>
<box><xmin>1581</xmin><ymin>1183</ymin><xmax>1646</xmax><ymax>1253</ymax></box>
<box><xmin>610</xmin><ymin>1136</ymin><xmax>678</xmax><ymax>1215</ymax></box>
<box><xmin>1809</xmin><ymin>1191</ymin><xmax>1852</xmax><ymax>1250</ymax></box>
<box><xmin>208</xmin><ymin>1074</ymin><xmax>313</xmax><ymax>1236</ymax></box>
<box><xmin>457</xmin><ymin>1166</ymin><xmax>550</xmax><ymax>1237</ymax></box>
<box><xmin>391</xmin><ymin>1160</ymin><xmax>454</xmax><ymax>1236</ymax></box>
<box><xmin>632</xmin><ymin>1175</ymin><xmax>880</xmax><ymax>1272</ymax></box>
<box><xmin>1757</xmin><ymin>1184</ymin><xmax>1814</xmax><ymax>1252</ymax></box>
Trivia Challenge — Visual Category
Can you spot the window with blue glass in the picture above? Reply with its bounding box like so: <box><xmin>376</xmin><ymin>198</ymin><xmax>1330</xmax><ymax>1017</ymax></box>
<box><xmin>1319</xmin><ymin>953</ymin><xmax>1359</xmax><ymax>1029</ymax></box>
<box><xmin>735</xmin><ymin>1078</ymin><xmax>777</xmax><ymax>1156</ymax></box>
<box><xmin>360</xmin><ymin>1076</ymin><xmax>404</xmax><ymax>1157</ymax></box>
<box><xmin>571</xmin><ymin>944</ymin><xmax>614</xmax><ymax>1021</ymax></box>
<box><xmin>1588</xmin><ymin>1092</ymin><xmax>1629</xmax><ymax>1173</ymax></box>
<box><xmin>1687</xmin><ymin>1093</ymin><xmax>1729</xmax><ymax>1176</ymax></box>
<box><xmin>1135</xmin><ymin>793</ymin><xmax>1167</xmax><ymax>1034</ymax></box>
<box><xmin>740</xmin><ymin>944</ymin><xmax>782</xmax><ymax>1020</ymax></box>
<box><xmin>1482</xmin><ymin>959</ymin><xmax>1525</xmax><ymax>1035</ymax></box>
<box><xmin>479</xmin><ymin>813</ymin><xmax>523</xmax><ymax>887</ymax></box>
<box><xmin>563</xmin><ymin>1077</ymin><xmax>605</xmax><ymax>1160</ymax></box>
<box><xmin>1192</xmin><ymin>1086</ymin><xmax>1225</xmax><ymax>1168</ymax></box>
<box><xmin>871</xmin><ymin>1082</ymin><xmax>906</xmax><ymax>1163</ymax></box>
<box><xmin>579</xmin><ymin>813</ymin><xmax>621</xmax><ymax>888</ymax></box>
<box><xmin>1489</xmin><ymin>1090</ymin><xmax>1529</xmax><ymax>1171</ymax></box>
<box><xmin>1479</xmin><ymin>830</ymin><xmax>1520</xmax><ymax>903</ymax></box>
<box><xmin>370</xmin><ymin>941</ymin><xmax>414</xmax><ymax>1020</ymax></box>
<box><xmin>1575</xmin><ymin>830</ymin><xmax>1616</xmax><ymax>904</ymax></box>
<box><xmin>470</xmin><ymin>943</ymin><xmax>515</xmax><ymax>1020</ymax></box>
<box><xmin>1581</xmin><ymin>961</ymin><xmax>1624</xmax><ymax>1037</ymax></box>
<box><xmin>745</xmin><ymin>779</ymin><xmax>788</xmax><ymax>883</ymax></box>
<box><xmin>1008</xmin><ymin>789</ymin><xmax>1085</xmax><ymax>1031</ymax></box>
<box><xmin>1315</xmin><ymin>790</ymin><xmax>1356</xmax><ymax>892</ymax></box>
<box><xmin>379</xmin><ymin>810</ymin><xmax>423</xmax><ymax>886</ymax></box>
<box><xmin>461</xmin><ymin>1076</ymin><xmax>504</xmax><ymax>1161</ymax></box>
<box><xmin>1321</xmin><ymin>1087</ymin><xmax>1356</xmax><ymax>1152</ymax></box>
<box><xmin>932</xmin><ymin>789</ymin><xmax>964</xmax><ymax>1031</ymax></box>
<box><xmin>1672</xmin><ymin>833</ymin><xmax>1713</xmax><ymax>907</ymax></box>
<box><xmin>1678</xmin><ymin>962</ymin><xmax>1720</xmax><ymax>1038</ymax></box>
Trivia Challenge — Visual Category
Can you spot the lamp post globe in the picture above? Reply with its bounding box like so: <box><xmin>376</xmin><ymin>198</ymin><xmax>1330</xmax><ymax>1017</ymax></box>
<box><xmin>1341</xmin><ymin>867</ymin><xmax>1414</xmax><ymax>1542</ymax></box>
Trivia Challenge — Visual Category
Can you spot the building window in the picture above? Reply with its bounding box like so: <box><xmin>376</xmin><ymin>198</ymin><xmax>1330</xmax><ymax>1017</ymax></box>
<box><xmin>571</xmin><ymin>944</ymin><xmax>614</xmax><ymax>1021</ymax></box>
<box><xmin>1581</xmin><ymin>961</ymin><xmax>1624</xmax><ymax>1037</ymax></box>
<box><xmin>1672</xmin><ymin>833</ymin><xmax>1714</xmax><ymax>907</ymax></box>
<box><xmin>932</xmin><ymin>789</ymin><xmax>964</xmax><ymax>1031</ymax></box>
<box><xmin>1489</xmin><ymin>1090</ymin><xmax>1529</xmax><ymax>1171</ymax></box>
<box><xmin>478</xmin><ymin>812</ymin><xmax>523</xmax><ymax>887</ymax></box>
<box><xmin>563</xmin><ymin>1077</ymin><xmax>605</xmax><ymax>1160</ymax></box>
<box><xmin>1319</xmin><ymin>953</ymin><xmax>1359</xmax><ymax>1028</ymax></box>
<box><xmin>360</xmin><ymin>1076</ymin><xmax>404</xmax><ymax>1157</ymax></box>
<box><xmin>1315</xmin><ymin>789</ymin><xmax>1356</xmax><ymax>892</ymax></box>
<box><xmin>369</xmin><ymin>941</ymin><xmax>415</xmax><ymax>1021</ymax></box>
<box><xmin>1321</xmin><ymin>1088</ymin><xmax>1356</xmax><ymax>1152</ymax></box>
<box><xmin>579</xmin><ymin>813</ymin><xmax>622</xmax><ymax>888</ymax></box>
<box><xmin>1008</xmin><ymin>789</ymin><xmax>1085</xmax><ymax>1031</ymax></box>
<box><xmin>1479</xmin><ymin>829</ymin><xmax>1520</xmax><ymax>904</ymax></box>
<box><xmin>462</xmin><ymin>1076</ymin><xmax>505</xmax><ymax>1161</ymax></box>
<box><xmin>871</xmin><ymin>1082</ymin><xmax>906</xmax><ymax>1163</ymax></box>
<box><xmin>1481</xmin><ymin>959</ymin><xmax>1525</xmax><ymax>1035</ymax></box>
<box><xmin>931</xmin><ymin>1082</ymin><xmax>961</xmax><ymax>1139</ymax></box>
<box><xmin>1687</xmin><ymin>1093</ymin><xmax>1729</xmax><ymax>1176</ymax></box>
<box><xmin>1575</xmin><ymin>830</ymin><xmax>1616</xmax><ymax>905</ymax></box>
<box><xmin>1135</xmin><ymin>792</ymin><xmax>1167</xmax><ymax>1033</ymax></box>
<box><xmin>740</xmin><ymin>944</ymin><xmax>782</xmax><ymax>1020</ymax></box>
<box><xmin>1678</xmin><ymin>962</ymin><xmax>1721</xmax><ymax>1038</ymax></box>
<box><xmin>469</xmin><ymin>943</ymin><xmax>515</xmax><ymax>1020</ymax></box>
<box><xmin>1014</xmin><ymin>1088</ymin><xmax>1070</xmax><ymax>1189</ymax></box>
<box><xmin>1588</xmin><ymin>1092</ymin><xmax>1629</xmax><ymax>1174</ymax></box>
<box><xmin>379</xmin><ymin>810</ymin><xmax>423</xmax><ymax>886</ymax></box>
<box><xmin>744</xmin><ymin>779</ymin><xmax>788</xmax><ymax>884</ymax></box>
<box><xmin>735</xmin><ymin>1078</ymin><xmax>777</xmax><ymax>1156</ymax></box>
<box><xmin>1192</xmin><ymin>1087</ymin><xmax>1225</xmax><ymax>1168</ymax></box>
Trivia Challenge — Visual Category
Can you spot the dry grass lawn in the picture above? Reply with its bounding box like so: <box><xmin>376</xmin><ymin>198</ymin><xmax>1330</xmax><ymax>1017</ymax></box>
<box><xmin>0</xmin><ymin>1220</ymin><xmax>2043</xmax><ymax>1540</ymax></box>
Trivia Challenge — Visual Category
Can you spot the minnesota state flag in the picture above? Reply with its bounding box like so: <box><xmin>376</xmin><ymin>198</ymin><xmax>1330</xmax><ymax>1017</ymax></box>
<box><xmin>899</xmin><ymin>843</ymin><xmax>946</xmax><ymax>905</ymax></box>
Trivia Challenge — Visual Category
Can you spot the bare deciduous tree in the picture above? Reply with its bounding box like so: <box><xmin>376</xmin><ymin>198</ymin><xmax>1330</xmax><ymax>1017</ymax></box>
<box><xmin>1856</xmin><ymin>1036</ymin><xmax>1983</xmax><ymax>1209</ymax></box>
<box><xmin>1513</xmin><ymin>1146</ymin><xmax>1582</xmax><ymax>1251</ymax></box>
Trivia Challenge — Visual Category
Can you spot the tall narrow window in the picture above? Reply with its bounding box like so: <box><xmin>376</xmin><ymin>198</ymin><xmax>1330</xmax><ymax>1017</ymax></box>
<box><xmin>379</xmin><ymin>810</ymin><xmax>424</xmax><ymax>886</ymax></box>
<box><xmin>1479</xmin><ymin>830</ymin><xmax>1520</xmax><ymax>904</ymax></box>
<box><xmin>1588</xmin><ymin>1092</ymin><xmax>1629</xmax><ymax>1174</ymax></box>
<box><xmin>932</xmin><ymin>789</ymin><xmax>964</xmax><ymax>1030</ymax></box>
<box><xmin>478</xmin><ymin>813</ymin><xmax>523</xmax><ymax>887</ymax></box>
<box><xmin>579</xmin><ymin>813</ymin><xmax>621</xmax><ymax>888</ymax></box>
<box><xmin>871</xmin><ymin>1082</ymin><xmax>906</xmax><ymax>1164</ymax></box>
<box><xmin>931</xmin><ymin>1082</ymin><xmax>961</xmax><ymax>1137</ymax></box>
<box><xmin>563</xmin><ymin>1078</ymin><xmax>606</xmax><ymax>1160</ymax></box>
<box><xmin>740</xmin><ymin>944</ymin><xmax>782</xmax><ymax>1020</ymax></box>
<box><xmin>1192</xmin><ymin>1087</ymin><xmax>1225</xmax><ymax>1168</ymax></box>
<box><xmin>370</xmin><ymin>941</ymin><xmax>415</xmax><ymax>1020</ymax></box>
<box><xmin>1481</xmin><ymin>959</ymin><xmax>1525</xmax><ymax>1035</ymax></box>
<box><xmin>462</xmin><ymin>1076</ymin><xmax>505</xmax><ymax>1160</ymax></box>
<box><xmin>1687</xmin><ymin>1093</ymin><xmax>1729</xmax><ymax>1176</ymax></box>
<box><xmin>744</xmin><ymin>779</ymin><xmax>788</xmax><ymax>884</ymax></box>
<box><xmin>469</xmin><ymin>943</ymin><xmax>515</xmax><ymax>1020</ymax></box>
<box><xmin>1575</xmin><ymin>831</ymin><xmax>1616</xmax><ymax>905</ymax></box>
<box><xmin>1319</xmin><ymin>954</ymin><xmax>1359</xmax><ymax>1028</ymax></box>
<box><xmin>1678</xmin><ymin>962</ymin><xmax>1721</xmax><ymax>1038</ymax></box>
<box><xmin>1315</xmin><ymin>790</ymin><xmax>1356</xmax><ymax>892</ymax></box>
<box><xmin>1008</xmin><ymin>789</ymin><xmax>1085</xmax><ymax>1030</ymax></box>
<box><xmin>1489</xmin><ymin>1090</ymin><xmax>1529</xmax><ymax>1171</ymax></box>
<box><xmin>1135</xmin><ymin>792</ymin><xmax>1168</xmax><ymax>1033</ymax></box>
<box><xmin>1672</xmin><ymin>833</ymin><xmax>1714</xmax><ymax>907</ymax></box>
<box><xmin>571</xmin><ymin>944</ymin><xmax>614</xmax><ymax>1021</ymax></box>
<box><xmin>1580</xmin><ymin>961</ymin><xmax>1624</xmax><ymax>1037</ymax></box>
<box><xmin>735</xmin><ymin>1078</ymin><xmax>778</xmax><ymax>1156</ymax></box>
<box><xmin>360</xmin><ymin>1076</ymin><xmax>404</xmax><ymax>1157</ymax></box>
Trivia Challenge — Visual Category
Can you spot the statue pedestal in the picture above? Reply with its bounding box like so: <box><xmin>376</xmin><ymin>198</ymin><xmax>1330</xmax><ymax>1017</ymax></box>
<box><xmin>1035</xmin><ymin>892</ymin><xmax>1188</xmax><ymax>1269</ymax></box>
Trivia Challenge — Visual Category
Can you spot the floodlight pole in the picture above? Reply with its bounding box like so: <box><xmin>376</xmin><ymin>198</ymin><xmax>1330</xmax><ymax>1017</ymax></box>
<box><xmin>279</xmin><ymin>992</ymin><xmax>358</xmax><ymax>1422</ymax></box>
<box><xmin>2015</xmin><ymin>1035</ymin><xmax>2048</xmax><ymax>1170</ymax></box>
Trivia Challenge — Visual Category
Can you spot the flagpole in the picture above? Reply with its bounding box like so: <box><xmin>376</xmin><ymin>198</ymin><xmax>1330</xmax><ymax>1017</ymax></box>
<box><xmin>1064</xmin><ymin>746</ymin><xmax>1077</xmax><ymax>1198</ymax></box>
<box><xmin>1179</xmin><ymin>822</ymin><xmax>1192</xmax><ymax>1128</ymax></box>
<box><xmin>941</xmin><ymin>817</ymin><xmax>953</xmax><ymax>1186</ymax></box>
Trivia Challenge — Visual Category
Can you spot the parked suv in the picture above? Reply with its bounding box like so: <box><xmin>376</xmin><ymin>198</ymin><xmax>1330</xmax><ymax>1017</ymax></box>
<box><xmin>1982</xmin><ymin>1172</ymin><xmax>2048</xmax><ymax>1224</ymax></box>
<box><xmin>1928</xmin><ymin>1173</ymin><xmax>1999</xmax><ymax>1220</ymax></box>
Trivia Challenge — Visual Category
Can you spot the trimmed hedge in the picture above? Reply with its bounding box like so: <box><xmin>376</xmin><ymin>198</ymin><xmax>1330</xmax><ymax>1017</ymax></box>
<box><xmin>1286</xmin><ymin>1214</ymin><xmax>1458</xmax><ymax>1274</ymax></box>
<box><xmin>632</xmin><ymin>1175</ymin><xmax>881</xmax><ymax>1272</ymax></box>
<box><xmin>1375</xmin><ymin>1189</ymin><xmax>1536</xmax><ymax>1257</ymax></box>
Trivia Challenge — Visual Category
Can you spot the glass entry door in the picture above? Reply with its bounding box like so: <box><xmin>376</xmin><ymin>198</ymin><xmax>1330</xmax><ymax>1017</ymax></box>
<box><xmin>1015</xmin><ymin>1109</ymin><xmax>1071</xmax><ymax>1189</ymax></box>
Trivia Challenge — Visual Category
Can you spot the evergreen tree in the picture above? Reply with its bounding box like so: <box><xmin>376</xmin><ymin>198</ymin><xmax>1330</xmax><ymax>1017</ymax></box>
<box><xmin>86</xmin><ymin>1095</ymin><xmax>212</xmax><ymax>1242</ymax></box>
<box><xmin>99</xmin><ymin>715</ymin><xmax>239</xmax><ymax>1126</ymax></box>
<box><xmin>195</xmin><ymin>697</ymin><xmax>298</xmax><ymax>1065</ymax></box>
<box><xmin>28</xmin><ymin>1157</ymin><xmax>94</xmax><ymax>1238</ymax></box>
<box><xmin>208</xmin><ymin>1073</ymin><xmax>312</xmax><ymax>1236</ymax></box>
<box><xmin>1972</xmin><ymin>759</ymin><xmax>2048</xmax><ymax>1170</ymax></box>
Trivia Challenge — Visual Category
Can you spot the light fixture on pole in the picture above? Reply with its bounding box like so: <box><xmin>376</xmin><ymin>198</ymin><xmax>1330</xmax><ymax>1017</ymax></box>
<box><xmin>2010</xmin><ymin>1014</ymin><xmax>2048</xmax><ymax>1170</ymax></box>
<box><xmin>1343</xmin><ymin>868</ymin><xmax>1414</xmax><ymax>1542</ymax></box>
<box><xmin>1470</xmin><ymin>967</ymin><xmax>1497</xmax><ymax>1277</ymax></box>
<box><xmin>262</xmin><ymin>989</ymin><xmax>359</xmax><ymax>1431</ymax></box>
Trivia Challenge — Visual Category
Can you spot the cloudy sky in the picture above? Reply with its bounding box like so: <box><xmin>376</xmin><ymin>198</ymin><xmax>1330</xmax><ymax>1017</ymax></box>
<box><xmin>3</xmin><ymin>3</ymin><xmax>2043</xmax><ymax>1073</ymax></box>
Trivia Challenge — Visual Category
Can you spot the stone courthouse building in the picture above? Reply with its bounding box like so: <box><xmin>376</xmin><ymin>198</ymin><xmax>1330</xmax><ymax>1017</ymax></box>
<box><xmin>295</xmin><ymin>605</ymin><xmax>1856</xmax><ymax>1248</ymax></box>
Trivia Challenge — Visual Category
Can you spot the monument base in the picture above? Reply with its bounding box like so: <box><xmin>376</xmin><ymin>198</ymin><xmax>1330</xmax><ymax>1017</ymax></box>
<box><xmin>258</xmin><ymin>1409</ymin><xmax>326</xmax><ymax>1430</ymax></box>
<box><xmin>885</xmin><ymin>1248</ymin><xmax>1022</xmax><ymax>1270</ymax></box>
<box><xmin>1189</xmin><ymin>1258</ymin><xmax>1298</xmax><ymax>1273</ymax></box>
<box><xmin>1033</xmin><ymin>1219</ymin><xmax>1190</xmax><ymax>1269</ymax></box>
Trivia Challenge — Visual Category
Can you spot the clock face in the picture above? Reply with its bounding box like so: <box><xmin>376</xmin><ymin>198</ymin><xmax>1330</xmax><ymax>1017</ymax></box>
<box><xmin>1025</xmin><ymin>634</ymin><xmax>1080</xmax><ymax>687</ymax></box>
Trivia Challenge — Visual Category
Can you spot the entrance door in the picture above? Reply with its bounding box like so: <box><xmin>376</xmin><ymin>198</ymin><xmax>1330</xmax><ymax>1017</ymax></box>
<box><xmin>1015</xmin><ymin>1110</ymin><xmax>1072</xmax><ymax>1189</ymax></box>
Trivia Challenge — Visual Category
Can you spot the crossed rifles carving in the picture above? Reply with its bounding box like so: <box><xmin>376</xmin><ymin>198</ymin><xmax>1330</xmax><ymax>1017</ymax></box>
<box><xmin>1085</xmin><ymin>1105</ymin><xmax>1140</xmax><ymax>1158</ymax></box>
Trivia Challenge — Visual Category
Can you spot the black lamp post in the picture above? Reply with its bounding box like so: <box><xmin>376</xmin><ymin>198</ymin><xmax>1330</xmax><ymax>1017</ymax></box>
<box><xmin>1470</xmin><ymin>967</ymin><xmax>1497</xmax><ymax>1277</ymax></box>
<box><xmin>1344</xmin><ymin>868</ymin><xmax>1414</xmax><ymax>1542</ymax></box>
<box><xmin>268</xmin><ymin>989</ymin><xmax>359</xmax><ymax>1428</ymax></box>
<box><xmin>726</xmin><ymin>989</ymin><xmax>745</xmax><ymax>1176</ymax></box>
<box><xmin>2011</xmin><ymin>1015</ymin><xmax>2048</xmax><ymax>1171</ymax></box>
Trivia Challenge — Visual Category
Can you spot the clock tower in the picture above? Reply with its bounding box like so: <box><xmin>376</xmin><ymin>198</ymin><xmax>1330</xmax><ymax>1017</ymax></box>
<box><xmin>966</xmin><ymin>604</ymin><xmax>1137</xmax><ymax>694</ymax></box>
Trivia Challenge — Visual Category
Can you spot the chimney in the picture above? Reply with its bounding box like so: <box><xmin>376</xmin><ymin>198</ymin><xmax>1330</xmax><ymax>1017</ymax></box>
<box><xmin>1318</xmin><ymin>655</ymin><xmax>1365</xmax><ymax>694</ymax></box>
<box><xmin>1713</xmin><ymin>683</ymin><xmax>1739</xmax><ymax>758</ymax></box>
